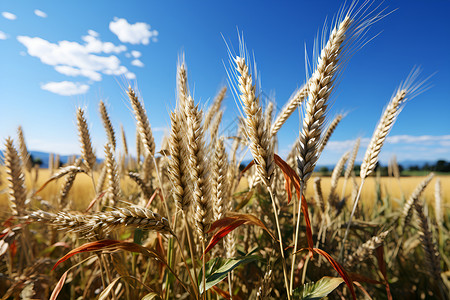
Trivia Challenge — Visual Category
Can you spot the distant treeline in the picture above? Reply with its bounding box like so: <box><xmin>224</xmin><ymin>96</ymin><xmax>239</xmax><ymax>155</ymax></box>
<box><xmin>317</xmin><ymin>159</ymin><xmax>450</xmax><ymax>176</ymax></box>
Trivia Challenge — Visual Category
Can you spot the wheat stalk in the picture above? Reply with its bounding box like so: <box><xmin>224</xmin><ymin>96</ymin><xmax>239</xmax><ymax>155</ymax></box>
<box><xmin>127</xmin><ymin>87</ymin><xmax>155</xmax><ymax>158</ymax></box>
<box><xmin>99</xmin><ymin>100</ymin><xmax>116</xmax><ymax>151</ymax></box>
<box><xmin>17</xmin><ymin>126</ymin><xmax>32</xmax><ymax>173</ymax></box>
<box><xmin>4</xmin><ymin>137</ymin><xmax>27</xmax><ymax>216</ymax></box>
<box><xmin>76</xmin><ymin>107</ymin><xmax>96</xmax><ymax>171</ymax></box>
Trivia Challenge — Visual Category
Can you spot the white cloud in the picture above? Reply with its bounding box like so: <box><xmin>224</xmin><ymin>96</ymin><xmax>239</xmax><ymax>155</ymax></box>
<box><xmin>125</xmin><ymin>72</ymin><xmax>136</xmax><ymax>79</ymax></box>
<box><xmin>34</xmin><ymin>9</ymin><xmax>47</xmax><ymax>18</ymax></box>
<box><xmin>54</xmin><ymin>65</ymin><xmax>102</xmax><ymax>81</ymax></box>
<box><xmin>2</xmin><ymin>12</ymin><xmax>16</xmax><ymax>20</ymax></box>
<box><xmin>88</xmin><ymin>29</ymin><xmax>99</xmax><ymax>37</ymax></box>
<box><xmin>17</xmin><ymin>35</ymin><xmax>131</xmax><ymax>81</ymax></box>
<box><xmin>109</xmin><ymin>17</ymin><xmax>158</xmax><ymax>45</ymax></box>
<box><xmin>41</xmin><ymin>81</ymin><xmax>89</xmax><ymax>96</ymax></box>
<box><xmin>386</xmin><ymin>135</ymin><xmax>450</xmax><ymax>145</ymax></box>
<box><xmin>131</xmin><ymin>50</ymin><xmax>141</xmax><ymax>58</ymax></box>
<box><xmin>131</xmin><ymin>59</ymin><xmax>144</xmax><ymax>67</ymax></box>
<box><xmin>0</xmin><ymin>31</ymin><xmax>7</xmax><ymax>40</ymax></box>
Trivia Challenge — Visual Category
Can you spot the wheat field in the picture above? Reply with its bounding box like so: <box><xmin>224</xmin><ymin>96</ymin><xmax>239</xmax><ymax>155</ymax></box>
<box><xmin>1</xmin><ymin>2</ymin><xmax>449</xmax><ymax>300</ymax></box>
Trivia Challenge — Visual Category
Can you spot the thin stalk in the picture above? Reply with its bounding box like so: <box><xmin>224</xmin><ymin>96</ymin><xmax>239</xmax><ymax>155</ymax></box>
<box><xmin>268</xmin><ymin>188</ymin><xmax>291</xmax><ymax>300</ymax></box>
<box><xmin>290</xmin><ymin>182</ymin><xmax>304</xmax><ymax>294</ymax></box>
<box><xmin>228</xmin><ymin>271</ymin><xmax>233</xmax><ymax>300</ymax></box>
<box><xmin>201</xmin><ymin>241</ymin><xmax>206</xmax><ymax>300</ymax></box>
<box><xmin>184</xmin><ymin>213</ymin><xmax>199</xmax><ymax>297</ymax></box>
<box><xmin>339</xmin><ymin>178</ymin><xmax>365</xmax><ymax>262</ymax></box>
<box><xmin>175</xmin><ymin>235</ymin><xmax>199</xmax><ymax>300</ymax></box>
<box><xmin>101</xmin><ymin>254</ymin><xmax>118</xmax><ymax>300</ymax></box>
<box><xmin>97</xmin><ymin>254</ymin><xmax>106</xmax><ymax>291</ymax></box>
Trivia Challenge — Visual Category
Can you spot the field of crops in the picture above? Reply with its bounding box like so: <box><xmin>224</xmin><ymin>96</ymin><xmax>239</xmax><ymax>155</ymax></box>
<box><xmin>1</xmin><ymin>2</ymin><xmax>449</xmax><ymax>300</ymax></box>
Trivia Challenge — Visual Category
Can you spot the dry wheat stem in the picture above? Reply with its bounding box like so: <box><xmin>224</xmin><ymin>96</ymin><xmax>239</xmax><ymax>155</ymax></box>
<box><xmin>271</xmin><ymin>84</ymin><xmax>308</xmax><ymax>136</ymax></box>
<box><xmin>204</xmin><ymin>86</ymin><xmax>227</xmax><ymax>131</ymax></box>
<box><xmin>127</xmin><ymin>87</ymin><xmax>155</xmax><ymax>158</ymax></box>
<box><xmin>17</xmin><ymin>126</ymin><xmax>32</xmax><ymax>173</ymax></box>
<box><xmin>4</xmin><ymin>138</ymin><xmax>27</xmax><ymax>216</ymax></box>
<box><xmin>317</xmin><ymin>113</ymin><xmax>344</xmax><ymax>154</ymax></box>
<box><xmin>99</xmin><ymin>100</ymin><xmax>117</xmax><ymax>151</ymax></box>
<box><xmin>76</xmin><ymin>107</ymin><xmax>97</xmax><ymax>171</ymax></box>
<box><xmin>402</xmin><ymin>173</ymin><xmax>435</xmax><ymax>232</ymax></box>
<box><xmin>292</xmin><ymin>15</ymin><xmax>352</xmax><ymax>294</ymax></box>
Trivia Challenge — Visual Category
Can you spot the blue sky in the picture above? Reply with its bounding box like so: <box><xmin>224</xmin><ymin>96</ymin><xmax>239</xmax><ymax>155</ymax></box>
<box><xmin>1</xmin><ymin>0</ymin><xmax>449</xmax><ymax>165</ymax></box>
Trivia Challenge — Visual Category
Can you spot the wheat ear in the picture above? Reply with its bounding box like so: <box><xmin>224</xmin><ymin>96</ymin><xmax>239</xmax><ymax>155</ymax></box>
<box><xmin>209</xmin><ymin>110</ymin><xmax>223</xmax><ymax>147</ymax></box>
<box><xmin>212</xmin><ymin>137</ymin><xmax>229</xmax><ymax>221</ymax></box>
<box><xmin>99</xmin><ymin>100</ymin><xmax>116</xmax><ymax>151</ymax></box>
<box><xmin>271</xmin><ymin>84</ymin><xmax>308</xmax><ymax>136</ymax></box>
<box><xmin>17</xmin><ymin>126</ymin><xmax>32</xmax><ymax>172</ymax></box>
<box><xmin>120</xmin><ymin>124</ymin><xmax>128</xmax><ymax>156</ymax></box>
<box><xmin>127</xmin><ymin>87</ymin><xmax>155</xmax><ymax>158</ymax></box>
<box><xmin>76</xmin><ymin>107</ymin><xmax>96</xmax><ymax>171</ymax></box>
<box><xmin>58</xmin><ymin>158</ymin><xmax>84</xmax><ymax>210</ymax></box>
<box><xmin>340</xmin><ymin>137</ymin><xmax>360</xmax><ymax>202</ymax></box>
<box><xmin>204</xmin><ymin>86</ymin><xmax>227</xmax><ymax>131</ymax></box>
<box><xmin>104</xmin><ymin>143</ymin><xmax>121</xmax><ymax>208</ymax></box>
<box><xmin>414</xmin><ymin>199</ymin><xmax>446</xmax><ymax>298</ymax></box>
<box><xmin>329</xmin><ymin>150</ymin><xmax>350</xmax><ymax>208</ymax></box>
<box><xmin>4</xmin><ymin>138</ymin><xmax>27</xmax><ymax>216</ymax></box>
<box><xmin>344</xmin><ymin>231</ymin><xmax>389</xmax><ymax>267</ymax></box>
<box><xmin>402</xmin><ymin>173</ymin><xmax>434</xmax><ymax>232</ymax></box>
<box><xmin>317</xmin><ymin>113</ymin><xmax>344</xmax><ymax>154</ymax></box>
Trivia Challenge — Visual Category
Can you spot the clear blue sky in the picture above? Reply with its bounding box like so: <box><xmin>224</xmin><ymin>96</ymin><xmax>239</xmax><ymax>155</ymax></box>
<box><xmin>1</xmin><ymin>0</ymin><xmax>449</xmax><ymax>165</ymax></box>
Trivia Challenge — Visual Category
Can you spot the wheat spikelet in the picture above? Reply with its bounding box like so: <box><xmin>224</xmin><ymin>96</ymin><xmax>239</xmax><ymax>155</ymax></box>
<box><xmin>317</xmin><ymin>113</ymin><xmax>344</xmax><ymax>154</ymax></box>
<box><xmin>92</xmin><ymin>206</ymin><xmax>173</xmax><ymax>236</ymax></box>
<box><xmin>434</xmin><ymin>178</ymin><xmax>442</xmax><ymax>226</ymax></box>
<box><xmin>4</xmin><ymin>138</ymin><xmax>27</xmax><ymax>216</ymax></box>
<box><xmin>329</xmin><ymin>151</ymin><xmax>350</xmax><ymax>206</ymax></box>
<box><xmin>414</xmin><ymin>199</ymin><xmax>444</xmax><ymax>292</ymax></box>
<box><xmin>127</xmin><ymin>87</ymin><xmax>155</xmax><ymax>158</ymax></box>
<box><xmin>345</xmin><ymin>231</ymin><xmax>389</xmax><ymax>266</ymax></box>
<box><xmin>136</xmin><ymin>128</ymin><xmax>142</xmax><ymax>165</ymax></box>
<box><xmin>184</xmin><ymin>95</ymin><xmax>211</xmax><ymax>241</ymax></box>
<box><xmin>344</xmin><ymin>138</ymin><xmax>360</xmax><ymax>180</ymax></box>
<box><xmin>103</xmin><ymin>143</ymin><xmax>121</xmax><ymax>208</ymax></box>
<box><xmin>58</xmin><ymin>159</ymin><xmax>83</xmax><ymax>210</ymax></box>
<box><xmin>27</xmin><ymin>210</ymin><xmax>90</xmax><ymax>232</ymax></box>
<box><xmin>313</xmin><ymin>177</ymin><xmax>325</xmax><ymax>214</ymax></box>
<box><xmin>127</xmin><ymin>171</ymin><xmax>151</xmax><ymax>200</ymax></box>
<box><xmin>17</xmin><ymin>126</ymin><xmax>32</xmax><ymax>172</ymax></box>
<box><xmin>167</xmin><ymin>112</ymin><xmax>191</xmax><ymax>212</ymax></box>
<box><xmin>297</xmin><ymin>16</ymin><xmax>352</xmax><ymax>184</ymax></box>
<box><xmin>120</xmin><ymin>124</ymin><xmax>128</xmax><ymax>156</ymax></box>
<box><xmin>177</xmin><ymin>60</ymin><xmax>190</xmax><ymax>113</ymax></box>
<box><xmin>204</xmin><ymin>86</ymin><xmax>227</xmax><ymax>130</ymax></box>
<box><xmin>209</xmin><ymin>110</ymin><xmax>223</xmax><ymax>146</ymax></box>
<box><xmin>360</xmin><ymin>70</ymin><xmax>424</xmax><ymax>179</ymax></box>
<box><xmin>212</xmin><ymin>137</ymin><xmax>229</xmax><ymax>221</ymax></box>
<box><xmin>402</xmin><ymin>173</ymin><xmax>434</xmax><ymax>231</ymax></box>
<box><xmin>76</xmin><ymin>107</ymin><xmax>96</xmax><ymax>171</ymax></box>
<box><xmin>233</xmin><ymin>56</ymin><xmax>274</xmax><ymax>188</ymax></box>
<box><xmin>99</xmin><ymin>100</ymin><xmax>116</xmax><ymax>151</ymax></box>
<box><xmin>271</xmin><ymin>84</ymin><xmax>308</xmax><ymax>136</ymax></box>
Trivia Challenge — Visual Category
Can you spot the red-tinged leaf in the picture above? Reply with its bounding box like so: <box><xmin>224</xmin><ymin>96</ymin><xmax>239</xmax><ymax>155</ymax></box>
<box><xmin>348</xmin><ymin>273</ymin><xmax>382</xmax><ymax>285</ymax></box>
<box><xmin>375</xmin><ymin>246</ymin><xmax>392</xmax><ymax>300</ymax></box>
<box><xmin>10</xmin><ymin>240</ymin><xmax>17</xmax><ymax>258</ymax></box>
<box><xmin>240</xmin><ymin>159</ymin><xmax>255</xmax><ymax>175</ymax></box>
<box><xmin>52</xmin><ymin>240</ymin><xmax>120</xmax><ymax>270</ymax></box>
<box><xmin>274</xmin><ymin>154</ymin><xmax>314</xmax><ymax>249</ymax></box>
<box><xmin>85</xmin><ymin>191</ymin><xmax>107</xmax><ymax>212</ymax></box>
<box><xmin>312</xmin><ymin>248</ymin><xmax>356</xmax><ymax>300</ymax></box>
<box><xmin>204</xmin><ymin>213</ymin><xmax>277</xmax><ymax>256</ymax></box>
<box><xmin>353</xmin><ymin>281</ymin><xmax>373</xmax><ymax>300</ymax></box>
<box><xmin>50</xmin><ymin>270</ymin><xmax>68</xmax><ymax>300</ymax></box>
<box><xmin>211</xmin><ymin>285</ymin><xmax>243</xmax><ymax>300</ymax></box>
<box><xmin>204</xmin><ymin>220</ymin><xmax>247</xmax><ymax>256</ymax></box>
